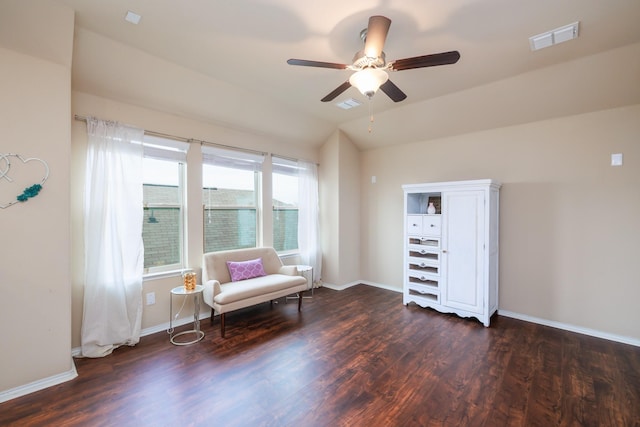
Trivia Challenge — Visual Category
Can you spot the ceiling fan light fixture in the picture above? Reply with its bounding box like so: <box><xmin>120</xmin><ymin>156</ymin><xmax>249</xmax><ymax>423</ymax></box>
<box><xmin>349</xmin><ymin>67</ymin><xmax>389</xmax><ymax>98</ymax></box>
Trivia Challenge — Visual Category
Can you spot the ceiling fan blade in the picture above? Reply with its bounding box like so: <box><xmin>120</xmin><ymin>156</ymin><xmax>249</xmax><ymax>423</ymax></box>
<box><xmin>390</xmin><ymin>51</ymin><xmax>461</xmax><ymax>71</ymax></box>
<box><xmin>379</xmin><ymin>80</ymin><xmax>407</xmax><ymax>102</ymax></box>
<box><xmin>287</xmin><ymin>58</ymin><xmax>349</xmax><ymax>70</ymax></box>
<box><xmin>321</xmin><ymin>81</ymin><xmax>352</xmax><ymax>102</ymax></box>
<box><xmin>364</xmin><ymin>15</ymin><xmax>391</xmax><ymax>58</ymax></box>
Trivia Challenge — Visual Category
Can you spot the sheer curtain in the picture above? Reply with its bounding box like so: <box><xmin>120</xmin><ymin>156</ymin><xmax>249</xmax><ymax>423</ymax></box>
<box><xmin>81</xmin><ymin>118</ymin><xmax>145</xmax><ymax>358</ymax></box>
<box><xmin>298</xmin><ymin>161</ymin><xmax>322</xmax><ymax>285</ymax></box>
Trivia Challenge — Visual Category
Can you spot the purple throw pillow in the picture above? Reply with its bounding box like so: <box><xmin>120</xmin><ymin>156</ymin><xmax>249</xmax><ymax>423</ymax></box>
<box><xmin>226</xmin><ymin>258</ymin><xmax>267</xmax><ymax>282</ymax></box>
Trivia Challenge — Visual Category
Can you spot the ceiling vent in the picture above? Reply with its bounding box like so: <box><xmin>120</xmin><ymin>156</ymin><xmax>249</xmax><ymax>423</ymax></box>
<box><xmin>125</xmin><ymin>11</ymin><xmax>142</xmax><ymax>25</ymax></box>
<box><xmin>336</xmin><ymin>98</ymin><xmax>362</xmax><ymax>110</ymax></box>
<box><xmin>529</xmin><ymin>22</ymin><xmax>579</xmax><ymax>51</ymax></box>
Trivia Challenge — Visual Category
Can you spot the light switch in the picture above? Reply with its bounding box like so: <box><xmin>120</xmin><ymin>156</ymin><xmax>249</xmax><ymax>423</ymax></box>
<box><xmin>611</xmin><ymin>153</ymin><xmax>623</xmax><ymax>166</ymax></box>
<box><xmin>371</xmin><ymin>176</ymin><xmax>377</xmax><ymax>184</ymax></box>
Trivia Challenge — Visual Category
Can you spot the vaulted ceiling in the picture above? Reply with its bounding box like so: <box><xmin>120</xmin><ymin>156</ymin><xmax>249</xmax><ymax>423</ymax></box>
<box><xmin>57</xmin><ymin>0</ymin><xmax>640</xmax><ymax>150</ymax></box>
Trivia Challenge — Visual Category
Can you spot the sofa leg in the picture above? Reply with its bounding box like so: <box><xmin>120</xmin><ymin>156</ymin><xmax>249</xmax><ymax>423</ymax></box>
<box><xmin>298</xmin><ymin>291</ymin><xmax>303</xmax><ymax>312</ymax></box>
<box><xmin>210</xmin><ymin>308</ymin><xmax>215</xmax><ymax>326</ymax></box>
<box><xmin>220</xmin><ymin>313</ymin><xmax>226</xmax><ymax>338</ymax></box>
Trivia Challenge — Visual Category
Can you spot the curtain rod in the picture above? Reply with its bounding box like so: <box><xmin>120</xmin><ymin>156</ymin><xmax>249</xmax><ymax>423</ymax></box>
<box><xmin>73</xmin><ymin>114</ymin><xmax>316</xmax><ymax>165</ymax></box>
<box><xmin>74</xmin><ymin>114</ymin><xmax>191</xmax><ymax>143</ymax></box>
<box><xmin>198</xmin><ymin>140</ymin><xmax>266</xmax><ymax>157</ymax></box>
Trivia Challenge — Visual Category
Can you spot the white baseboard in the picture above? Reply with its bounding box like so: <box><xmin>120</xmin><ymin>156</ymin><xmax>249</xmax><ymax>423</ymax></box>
<box><xmin>326</xmin><ymin>281</ymin><xmax>640</xmax><ymax>347</ymax></box>
<box><xmin>322</xmin><ymin>280</ymin><xmax>402</xmax><ymax>292</ymax></box>
<box><xmin>498</xmin><ymin>309</ymin><xmax>640</xmax><ymax>347</ymax></box>
<box><xmin>321</xmin><ymin>281</ymin><xmax>355</xmax><ymax>291</ymax></box>
<box><xmin>359</xmin><ymin>280</ymin><xmax>403</xmax><ymax>293</ymax></box>
<box><xmin>357</xmin><ymin>282</ymin><xmax>640</xmax><ymax>347</ymax></box>
<box><xmin>0</xmin><ymin>359</ymin><xmax>78</xmax><ymax>404</ymax></box>
<box><xmin>71</xmin><ymin>311</ymin><xmax>213</xmax><ymax>357</ymax></box>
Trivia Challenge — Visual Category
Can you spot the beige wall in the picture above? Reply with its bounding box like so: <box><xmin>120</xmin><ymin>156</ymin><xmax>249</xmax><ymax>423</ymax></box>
<box><xmin>338</xmin><ymin>132</ymin><xmax>361</xmax><ymax>284</ymax></box>
<box><xmin>0</xmin><ymin>1</ymin><xmax>75</xmax><ymax>396</ymax></box>
<box><xmin>360</xmin><ymin>104</ymin><xmax>640</xmax><ymax>340</ymax></box>
<box><xmin>70</xmin><ymin>91</ymin><xmax>319</xmax><ymax>348</ymax></box>
<box><xmin>319</xmin><ymin>130</ymin><xmax>361</xmax><ymax>286</ymax></box>
<box><xmin>319</xmin><ymin>132</ymin><xmax>340</xmax><ymax>285</ymax></box>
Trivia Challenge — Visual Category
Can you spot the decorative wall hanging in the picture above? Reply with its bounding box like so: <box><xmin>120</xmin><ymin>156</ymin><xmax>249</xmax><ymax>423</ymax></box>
<box><xmin>0</xmin><ymin>153</ymin><xmax>49</xmax><ymax>209</ymax></box>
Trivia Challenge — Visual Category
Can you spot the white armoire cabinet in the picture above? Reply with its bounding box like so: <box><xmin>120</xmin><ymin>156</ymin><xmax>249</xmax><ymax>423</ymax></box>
<box><xmin>402</xmin><ymin>179</ymin><xmax>500</xmax><ymax>326</ymax></box>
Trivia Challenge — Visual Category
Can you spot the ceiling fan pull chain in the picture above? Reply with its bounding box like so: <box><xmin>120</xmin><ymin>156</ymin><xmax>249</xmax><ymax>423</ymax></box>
<box><xmin>368</xmin><ymin>98</ymin><xmax>375</xmax><ymax>133</ymax></box>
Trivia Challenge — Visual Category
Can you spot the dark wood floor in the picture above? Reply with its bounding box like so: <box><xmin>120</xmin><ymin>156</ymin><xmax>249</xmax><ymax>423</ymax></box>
<box><xmin>2</xmin><ymin>285</ymin><xmax>639</xmax><ymax>426</ymax></box>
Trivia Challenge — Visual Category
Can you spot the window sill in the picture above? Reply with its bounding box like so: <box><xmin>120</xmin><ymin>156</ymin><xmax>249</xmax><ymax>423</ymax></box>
<box><xmin>143</xmin><ymin>270</ymin><xmax>183</xmax><ymax>282</ymax></box>
<box><xmin>279</xmin><ymin>251</ymin><xmax>300</xmax><ymax>260</ymax></box>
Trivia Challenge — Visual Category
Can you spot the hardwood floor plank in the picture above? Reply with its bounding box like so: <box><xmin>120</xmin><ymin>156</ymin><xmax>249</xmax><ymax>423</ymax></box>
<box><xmin>1</xmin><ymin>284</ymin><xmax>639</xmax><ymax>427</ymax></box>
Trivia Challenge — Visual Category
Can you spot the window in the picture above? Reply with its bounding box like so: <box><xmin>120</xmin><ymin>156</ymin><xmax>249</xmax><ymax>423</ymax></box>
<box><xmin>202</xmin><ymin>146</ymin><xmax>264</xmax><ymax>252</ymax></box>
<box><xmin>142</xmin><ymin>135</ymin><xmax>188</xmax><ymax>274</ymax></box>
<box><xmin>272</xmin><ymin>156</ymin><xmax>299</xmax><ymax>253</ymax></box>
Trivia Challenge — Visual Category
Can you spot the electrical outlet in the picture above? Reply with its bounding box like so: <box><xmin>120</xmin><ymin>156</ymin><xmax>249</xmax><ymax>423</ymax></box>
<box><xmin>146</xmin><ymin>292</ymin><xmax>155</xmax><ymax>305</ymax></box>
<box><xmin>611</xmin><ymin>153</ymin><xmax>623</xmax><ymax>166</ymax></box>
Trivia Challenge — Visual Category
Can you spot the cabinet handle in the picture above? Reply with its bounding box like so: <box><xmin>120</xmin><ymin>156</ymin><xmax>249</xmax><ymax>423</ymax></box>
<box><xmin>420</xmin><ymin>263</ymin><xmax>426</xmax><ymax>267</ymax></box>
<box><xmin>419</xmin><ymin>250</ymin><xmax>427</xmax><ymax>254</ymax></box>
<box><xmin>430</xmin><ymin>224</ymin><xmax>435</xmax><ymax>227</ymax></box>
<box><xmin>442</xmin><ymin>250</ymin><xmax>448</xmax><ymax>253</ymax></box>
<box><xmin>420</xmin><ymin>276</ymin><xmax>427</xmax><ymax>281</ymax></box>
<box><xmin>412</xmin><ymin>223</ymin><xmax>418</xmax><ymax>227</ymax></box>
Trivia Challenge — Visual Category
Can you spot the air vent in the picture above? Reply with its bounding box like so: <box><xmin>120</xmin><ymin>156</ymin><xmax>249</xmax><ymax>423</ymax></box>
<box><xmin>529</xmin><ymin>22</ymin><xmax>579</xmax><ymax>51</ymax></box>
<box><xmin>336</xmin><ymin>98</ymin><xmax>362</xmax><ymax>110</ymax></box>
<box><xmin>125</xmin><ymin>11</ymin><xmax>142</xmax><ymax>25</ymax></box>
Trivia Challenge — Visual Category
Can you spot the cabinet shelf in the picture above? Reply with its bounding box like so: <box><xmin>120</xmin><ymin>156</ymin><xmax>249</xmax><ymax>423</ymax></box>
<box><xmin>406</xmin><ymin>193</ymin><xmax>442</xmax><ymax>215</ymax></box>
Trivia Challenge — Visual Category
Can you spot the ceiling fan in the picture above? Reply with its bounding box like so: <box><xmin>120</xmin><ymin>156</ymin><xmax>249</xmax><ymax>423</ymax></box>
<box><xmin>287</xmin><ymin>15</ymin><xmax>460</xmax><ymax>103</ymax></box>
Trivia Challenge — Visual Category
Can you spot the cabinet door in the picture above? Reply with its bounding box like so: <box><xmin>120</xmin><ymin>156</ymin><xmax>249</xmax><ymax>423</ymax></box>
<box><xmin>441</xmin><ymin>191</ymin><xmax>485</xmax><ymax>314</ymax></box>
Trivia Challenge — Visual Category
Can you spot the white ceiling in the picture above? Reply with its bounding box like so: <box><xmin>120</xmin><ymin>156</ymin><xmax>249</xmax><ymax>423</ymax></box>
<box><xmin>57</xmin><ymin>0</ymin><xmax>640</xmax><ymax>150</ymax></box>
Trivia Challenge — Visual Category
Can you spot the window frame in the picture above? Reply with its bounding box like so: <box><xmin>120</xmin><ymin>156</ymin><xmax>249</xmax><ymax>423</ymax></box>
<box><xmin>272</xmin><ymin>156</ymin><xmax>301</xmax><ymax>256</ymax></box>
<box><xmin>202</xmin><ymin>146</ymin><xmax>265</xmax><ymax>252</ymax></box>
<box><xmin>141</xmin><ymin>136</ymin><xmax>189</xmax><ymax>277</ymax></box>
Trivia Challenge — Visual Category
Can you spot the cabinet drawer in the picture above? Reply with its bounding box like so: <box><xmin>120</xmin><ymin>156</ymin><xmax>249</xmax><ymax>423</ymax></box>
<box><xmin>408</xmin><ymin>250</ymin><xmax>440</xmax><ymax>263</ymax></box>
<box><xmin>407</xmin><ymin>215</ymin><xmax>423</xmax><ymax>235</ymax></box>
<box><xmin>408</xmin><ymin>272</ymin><xmax>439</xmax><ymax>288</ymax></box>
<box><xmin>407</xmin><ymin>282</ymin><xmax>440</xmax><ymax>301</ymax></box>
<box><xmin>422</xmin><ymin>215</ymin><xmax>441</xmax><ymax>235</ymax></box>
<box><xmin>408</xmin><ymin>236</ymin><xmax>440</xmax><ymax>249</ymax></box>
<box><xmin>408</xmin><ymin>260</ymin><xmax>440</xmax><ymax>276</ymax></box>
<box><xmin>407</xmin><ymin>290</ymin><xmax>439</xmax><ymax>303</ymax></box>
<box><xmin>407</xmin><ymin>215</ymin><xmax>441</xmax><ymax>236</ymax></box>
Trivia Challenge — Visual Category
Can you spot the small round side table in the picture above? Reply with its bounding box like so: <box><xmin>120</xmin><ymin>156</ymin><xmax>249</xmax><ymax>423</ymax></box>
<box><xmin>168</xmin><ymin>285</ymin><xmax>205</xmax><ymax>345</ymax></box>
<box><xmin>285</xmin><ymin>265</ymin><xmax>314</xmax><ymax>302</ymax></box>
<box><xmin>297</xmin><ymin>265</ymin><xmax>314</xmax><ymax>298</ymax></box>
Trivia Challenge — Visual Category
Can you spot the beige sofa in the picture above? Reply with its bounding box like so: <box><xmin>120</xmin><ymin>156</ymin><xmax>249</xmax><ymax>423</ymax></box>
<box><xmin>202</xmin><ymin>247</ymin><xmax>308</xmax><ymax>337</ymax></box>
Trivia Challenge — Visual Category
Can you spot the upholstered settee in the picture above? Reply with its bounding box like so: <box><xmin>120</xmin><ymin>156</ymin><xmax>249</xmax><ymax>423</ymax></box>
<box><xmin>202</xmin><ymin>247</ymin><xmax>308</xmax><ymax>337</ymax></box>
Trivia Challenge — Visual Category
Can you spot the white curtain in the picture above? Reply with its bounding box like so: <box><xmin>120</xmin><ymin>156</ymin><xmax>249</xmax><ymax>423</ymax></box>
<box><xmin>298</xmin><ymin>161</ymin><xmax>322</xmax><ymax>285</ymax></box>
<box><xmin>81</xmin><ymin>118</ymin><xmax>145</xmax><ymax>358</ymax></box>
